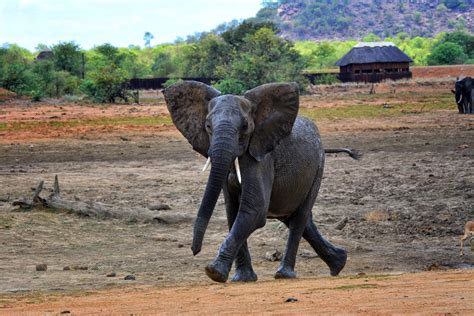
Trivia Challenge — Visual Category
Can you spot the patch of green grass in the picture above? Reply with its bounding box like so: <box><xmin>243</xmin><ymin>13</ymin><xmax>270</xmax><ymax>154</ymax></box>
<box><xmin>300</xmin><ymin>94</ymin><xmax>452</xmax><ymax>120</ymax></box>
<box><xmin>334</xmin><ymin>283</ymin><xmax>378</xmax><ymax>290</ymax></box>
<box><xmin>0</xmin><ymin>215</ymin><xmax>14</xmax><ymax>229</ymax></box>
<box><xmin>0</xmin><ymin>115</ymin><xmax>173</xmax><ymax>132</ymax></box>
<box><xmin>348</xmin><ymin>274</ymin><xmax>394</xmax><ymax>280</ymax></box>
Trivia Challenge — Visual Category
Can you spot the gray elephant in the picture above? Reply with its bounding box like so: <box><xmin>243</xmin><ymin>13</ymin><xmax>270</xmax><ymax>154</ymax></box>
<box><xmin>164</xmin><ymin>81</ymin><xmax>348</xmax><ymax>283</ymax></box>
<box><xmin>451</xmin><ymin>77</ymin><xmax>473</xmax><ymax>114</ymax></box>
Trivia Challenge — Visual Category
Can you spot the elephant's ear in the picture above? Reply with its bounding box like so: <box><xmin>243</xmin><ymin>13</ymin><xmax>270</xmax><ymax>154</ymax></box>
<box><xmin>244</xmin><ymin>82</ymin><xmax>299</xmax><ymax>161</ymax></box>
<box><xmin>164</xmin><ymin>81</ymin><xmax>221</xmax><ymax>157</ymax></box>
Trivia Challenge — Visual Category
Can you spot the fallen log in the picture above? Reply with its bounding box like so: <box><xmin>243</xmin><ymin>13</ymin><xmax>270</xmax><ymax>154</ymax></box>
<box><xmin>12</xmin><ymin>175</ymin><xmax>192</xmax><ymax>224</ymax></box>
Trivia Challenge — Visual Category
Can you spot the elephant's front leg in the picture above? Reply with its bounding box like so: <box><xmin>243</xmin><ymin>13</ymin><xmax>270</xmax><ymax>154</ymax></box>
<box><xmin>205</xmin><ymin>159</ymin><xmax>273</xmax><ymax>283</ymax></box>
<box><xmin>222</xmin><ymin>184</ymin><xmax>257</xmax><ymax>282</ymax></box>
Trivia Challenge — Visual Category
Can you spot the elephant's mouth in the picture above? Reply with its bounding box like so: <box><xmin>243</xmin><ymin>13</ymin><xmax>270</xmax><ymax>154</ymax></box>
<box><xmin>202</xmin><ymin>157</ymin><xmax>241</xmax><ymax>184</ymax></box>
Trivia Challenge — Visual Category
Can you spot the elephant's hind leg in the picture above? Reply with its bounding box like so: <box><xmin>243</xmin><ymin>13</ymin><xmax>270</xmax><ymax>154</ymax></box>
<box><xmin>303</xmin><ymin>219</ymin><xmax>347</xmax><ymax>276</ymax></box>
<box><xmin>275</xmin><ymin>167</ymin><xmax>323</xmax><ymax>279</ymax></box>
<box><xmin>275</xmin><ymin>211</ymin><xmax>310</xmax><ymax>279</ymax></box>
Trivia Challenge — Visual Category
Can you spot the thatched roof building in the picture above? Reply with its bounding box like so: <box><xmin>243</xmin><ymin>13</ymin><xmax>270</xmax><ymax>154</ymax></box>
<box><xmin>335</xmin><ymin>42</ymin><xmax>413</xmax><ymax>83</ymax></box>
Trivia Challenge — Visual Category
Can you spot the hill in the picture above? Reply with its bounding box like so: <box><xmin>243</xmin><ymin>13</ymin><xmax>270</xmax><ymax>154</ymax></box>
<box><xmin>255</xmin><ymin>0</ymin><xmax>474</xmax><ymax>40</ymax></box>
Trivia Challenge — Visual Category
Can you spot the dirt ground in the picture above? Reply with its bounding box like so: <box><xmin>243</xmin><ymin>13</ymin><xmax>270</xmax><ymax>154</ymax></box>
<box><xmin>0</xmin><ymin>87</ymin><xmax>473</xmax><ymax>314</ymax></box>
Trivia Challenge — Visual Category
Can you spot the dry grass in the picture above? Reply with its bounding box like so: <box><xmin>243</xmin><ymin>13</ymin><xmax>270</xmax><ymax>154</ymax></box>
<box><xmin>364</xmin><ymin>210</ymin><xmax>398</xmax><ymax>223</ymax></box>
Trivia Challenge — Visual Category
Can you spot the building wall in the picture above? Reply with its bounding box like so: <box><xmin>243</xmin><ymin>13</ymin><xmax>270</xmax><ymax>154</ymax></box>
<box><xmin>339</xmin><ymin>62</ymin><xmax>411</xmax><ymax>83</ymax></box>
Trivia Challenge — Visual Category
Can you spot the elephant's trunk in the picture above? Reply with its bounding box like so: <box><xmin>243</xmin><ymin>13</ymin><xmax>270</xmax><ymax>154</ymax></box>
<box><xmin>191</xmin><ymin>125</ymin><xmax>237</xmax><ymax>255</ymax></box>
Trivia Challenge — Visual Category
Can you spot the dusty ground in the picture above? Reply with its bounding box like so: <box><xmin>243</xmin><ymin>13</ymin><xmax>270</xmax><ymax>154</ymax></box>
<box><xmin>0</xmin><ymin>86</ymin><xmax>473</xmax><ymax>314</ymax></box>
<box><xmin>2</xmin><ymin>271</ymin><xmax>473</xmax><ymax>314</ymax></box>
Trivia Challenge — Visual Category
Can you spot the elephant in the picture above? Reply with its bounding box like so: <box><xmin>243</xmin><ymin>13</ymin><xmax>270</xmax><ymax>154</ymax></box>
<box><xmin>451</xmin><ymin>77</ymin><xmax>473</xmax><ymax>114</ymax></box>
<box><xmin>164</xmin><ymin>81</ymin><xmax>348</xmax><ymax>283</ymax></box>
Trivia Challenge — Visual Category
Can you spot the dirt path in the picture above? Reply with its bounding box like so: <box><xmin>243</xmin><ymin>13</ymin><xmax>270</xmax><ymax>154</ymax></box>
<box><xmin>1</xmin><ymin>270</ymin><xmax>473</xmax><ymax>314</ymax></box>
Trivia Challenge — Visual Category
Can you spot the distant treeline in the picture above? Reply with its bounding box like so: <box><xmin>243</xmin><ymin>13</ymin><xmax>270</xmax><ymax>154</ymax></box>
<box><xmin>1</xmin><ymin>21</ymin><xmax>473</xmax><ymax>102</ymax></box>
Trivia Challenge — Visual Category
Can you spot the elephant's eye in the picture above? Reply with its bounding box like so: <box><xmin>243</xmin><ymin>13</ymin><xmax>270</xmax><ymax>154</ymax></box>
<box><xmin>241</xmin><ymin>121</ymin><xmax>249</xmax><ymax>133</ymax></box>
<box><xmin>205</xmin><ymin>122</ymin><xmax>212</xmax><ymax>134</ymax></box>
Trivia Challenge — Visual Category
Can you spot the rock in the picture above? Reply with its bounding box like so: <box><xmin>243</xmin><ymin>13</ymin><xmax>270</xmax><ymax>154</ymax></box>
<box><xmin>148</xmin><ymin>204</ymin><xmax>171</xmax><ymax>211</ymax></box>
<box><xmin>106</xmin><ymin>272</ymin><xmax>116</xmax><ymax>277</ymax></box>
<box><xmin>335</xmin><ymin>216</ymin><xmax>348</xmax><ymax>230</ymax></box>
<box><xmin>265</xmin><ymin>250</ymin><xmax>282</xmax><ymax>262</ymax></box>
<box><xmin>124</xmin><ymin>274</ymin><xmax>136</xmax><ymax>280</ymax></box>
<box><xmin>299</xmin><ymin>250</ymin><xmax>318</xmax><ymax>258</ymax></box>
<box><xmin>285</xmin><ymin>297</ymin><xmax>298</xmax><ymax>303</ymax></box>
<box><xmin>35</xmin><ymin>264</ymin><xmax>47</xmax><ymax>271</ymax></box>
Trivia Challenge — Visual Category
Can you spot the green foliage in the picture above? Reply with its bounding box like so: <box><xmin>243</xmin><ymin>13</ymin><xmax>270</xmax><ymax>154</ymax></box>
<box><xmin>212</xmin><ymin>79</ymin><xmax>247</xmax><ymax>94</ymax></box>
<box><xmin>224</xmin><ymin>26</ymin><xmax>307</xmax><ymax>89</ymax></box>
<box><xmin>436</xmin><ymin>31</ymin><xmax>474</xmax><ymax>58</ymax></box>
<box><xmin>427</xmin><ymin>42</ymin><xmax>467</xmax><ymax>65</ymax></box>
<box><xmin>442</xmin><ymin>0</ymin><xmax>470</xmax><ymax>10</ymax></box>
<box><xmin>81</xmin><ymin>66</ymin><xmax>129</xmax><ymax>103</ymax></box>
<box><xmin>315</xmin><ymin>74</ymin><xmax>339</xmax><ymax>85</ymax></box>
<box><xmin>162</xmin><ymin>78</ymin><xmax>183</xmax><ymax>89</ymax></box>
<box><xmin>183</xmin><ymin>34</ymin><xmax>231</xmax><ymax>77</ymax></box>
<box><xmin>31</xmin><ymin>89</ymin><xmax>43</xmax><ymax>102</ymax></box>
<box><xmin>51</xmin><ymin>41</ymin><xmax>83</xmax><ymax>77</ymax></box>
<box><xmin>32</xmin><ymin>60</ymin><xmax>81</xmax><ymax>97</ymax></box>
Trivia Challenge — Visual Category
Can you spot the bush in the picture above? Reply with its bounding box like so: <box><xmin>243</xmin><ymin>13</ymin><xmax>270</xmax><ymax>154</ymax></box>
<box><xmin>80</xmin><ymin>66</ymin><xmax>129</xmax><ymax>103</ymax></box>
<box><xmin>315</xmin><ymin>74</ymin><xmax>340</xmax><ymax>85</ymax></box>
<box><xmin>212</xmin><ymin>79</ymin><xmax>247</xmax><ymax>94</ymax></box>
<box><xmin>31</xmin><ymin>90</ymin><xmax>43</xmax><ymax>102</ymax></box>
<box><xmin>427</xmin><ymin>42</ymin><xmax>467</xmax><ymax>65</ymax></box>
<box><xmin>162</xmin><ymin>78</ymin><xmax>183</xmax><ymax>89</ymax></box>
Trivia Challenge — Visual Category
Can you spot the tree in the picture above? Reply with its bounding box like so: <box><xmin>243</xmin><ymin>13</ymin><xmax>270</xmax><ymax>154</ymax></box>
<box><xmin>80</xmin><ymin>65</ymin><xmax>129</xmax><ymax>103</ymax></box>
<box><xmin>427</xmin><ymin>42</ymin><xmax>467</xmax><ymax>65</ymax></box>
<box><xmin>439</xmin><ymin>31</ymin><xmax>474</xmax><ymax>58</ymax></box>
<box><xmin>183</xmin><ymin>34</ymin><xmax>231</xmax><ymax>77</ymax></box>
<box><xmin>0</xmin><ymin>45</ymin><xmax>39</xmax><ymax>96</ymax></box>
<box><xmin>225</xmin><ymin>27</ymin><xmax>306</xmax><ymax>89</ymax></box>
<box><xmin>51</xmin><ymin>42</ymin><xmax>82</xmax><ymax>77</ymax></box>
<box><xmin>144</xmin><ymin>32</ymin><xmax>154</xmax><ymax>48</ymax></box>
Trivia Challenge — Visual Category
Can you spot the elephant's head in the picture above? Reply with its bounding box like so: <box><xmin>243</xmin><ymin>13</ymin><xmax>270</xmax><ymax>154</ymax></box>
<box><xmin>164</xmin><ymin>81</ymin><xmax>299</xmax><ymax>255</ymax></box>
<box><xmin>452</xmin><ymin>80</ymin><xmax>464</xmax><ymax>106</ymax></box>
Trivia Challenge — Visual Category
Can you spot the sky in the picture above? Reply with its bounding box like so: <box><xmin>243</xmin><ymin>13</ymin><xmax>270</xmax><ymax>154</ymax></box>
<box><xmin>0</xmin><ymin>0</ymin><xmax>263</xmax><ymax>51</ymax></box>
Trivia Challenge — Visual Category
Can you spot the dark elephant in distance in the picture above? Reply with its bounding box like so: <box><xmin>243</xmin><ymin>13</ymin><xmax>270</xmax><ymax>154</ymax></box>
<box><xmin>451</xmin><ymin>77</ymin><xmax>473</xmax><ymax>114</ymax></box>
<box><xmin>164</xmin><ymin>81</ymin><xmax>348</xmax><ymax>283</ymax></box>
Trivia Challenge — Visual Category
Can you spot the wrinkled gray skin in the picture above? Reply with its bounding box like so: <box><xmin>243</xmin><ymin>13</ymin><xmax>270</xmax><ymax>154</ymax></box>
<box><xmin>451</xmin><ymin>77</ymin><xmax>473</xmax><ymax>114</ymax></box>
<box><xmin>164</xmin><ymin>81</ymin><xmax>347</xmax><ymax>283</ymax></box>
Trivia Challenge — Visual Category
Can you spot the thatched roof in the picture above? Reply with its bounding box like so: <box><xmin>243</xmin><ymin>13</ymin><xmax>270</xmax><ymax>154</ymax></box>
<box><xmin>335</xmin><ymin>42</ymin><xmax>413</xmax><ymax>67</ymax></box>
<box><xmin>36</xmin><ymin>50</ymin><xmax>53</xmax><ymax>61</ymax></box>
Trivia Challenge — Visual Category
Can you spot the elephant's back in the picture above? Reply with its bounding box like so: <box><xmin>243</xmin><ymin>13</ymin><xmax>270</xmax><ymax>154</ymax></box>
<box><xmin>268</xmin><ymin>117</ymin><xmax>324</xmax><ymax>218</ymax></box>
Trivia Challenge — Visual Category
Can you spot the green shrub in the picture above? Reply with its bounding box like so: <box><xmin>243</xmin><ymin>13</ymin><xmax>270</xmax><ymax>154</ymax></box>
<box><xmin>31</xmin><ymin>90</ymin><xmax>43</xmax><ymax>102</ymax></box>
<box><xmin>80</xmin><ymin>66</ymin><xmax>129</xmax><ymax>103</ymax></box>
<box><xmin>162</xmin><ymin>78</ymin><xmax>183</xmax><ymax>89</ymax></box>
<box><xmin>212</xmin><ymin>79</ymin><xmax>247</xmax><ymax>94</ymax></box>
<box><xmin>315</xmin><ymin>74</ymin><xmax>340</xmax><ymax>85</ymax></box>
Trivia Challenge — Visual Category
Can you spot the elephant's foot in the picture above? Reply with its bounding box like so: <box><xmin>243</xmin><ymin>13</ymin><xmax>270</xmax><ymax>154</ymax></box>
<box><xmin>205</xmin><ymin>261</ymin><xmax>230</xmax><ymax>283</ymax></box>
<box><xmin>327</xmin><ymin>247</ymin><xmax>347</xmax><ymax>276</ymax></box>
<box><xmin>274</xmin><ymin>266</ymin><xmax>297</xmax><ymax>279</ymax></box>
<box><xmin>231</xmin><ymin>267</ymin><xmax>257</xmax><ymax>282</ymax></box>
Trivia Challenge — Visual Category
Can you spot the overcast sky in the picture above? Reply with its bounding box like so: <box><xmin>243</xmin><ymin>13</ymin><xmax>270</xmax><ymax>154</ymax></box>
<box><xmin>0</xmin><ymin>0</ymin><xmax>263</xmax><ymax>51</ymax></box>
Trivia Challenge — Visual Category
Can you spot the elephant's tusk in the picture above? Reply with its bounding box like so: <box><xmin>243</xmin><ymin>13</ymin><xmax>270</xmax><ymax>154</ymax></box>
<box><xmin>202</xmin><ymin>157</ymin><xmax>211</xmax><ymax>172</ymax></box>
<box><xmin>234</xmin><ymin>158</ymin><xmax>241</xmax><ymax>184</ymax></box>
<box><xmin>457</xmin><ymin>94</ymin><xmax>463</xmax><ymax>104</ymax></box>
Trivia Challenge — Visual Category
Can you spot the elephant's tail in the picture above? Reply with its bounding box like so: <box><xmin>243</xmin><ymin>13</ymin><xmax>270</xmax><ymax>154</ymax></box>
<box><xmin>325</xmin><ymin>148</ymin><xmax>362</xmax><ymax>160</ymax></box>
